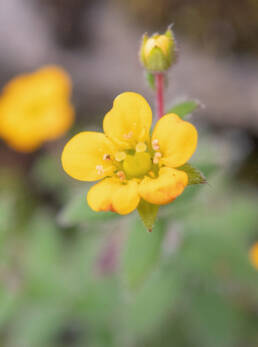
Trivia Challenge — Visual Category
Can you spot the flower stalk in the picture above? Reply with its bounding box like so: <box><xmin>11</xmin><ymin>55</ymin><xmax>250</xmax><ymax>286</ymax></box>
<box><xmin>155</xmin><ymin>73</ymin><xmax>164</xmax><ymax>120</ymax></box>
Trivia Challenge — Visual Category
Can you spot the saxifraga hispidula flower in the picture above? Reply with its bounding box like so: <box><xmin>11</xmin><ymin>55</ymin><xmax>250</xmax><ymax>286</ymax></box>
<box><xmin>0</xmin><ymin>66</ymin><xmax>74</xmax><ymax>152</ymax></box>
<box><xmin>62</xmin><ymin>92</ymin><xmax>197</xmax><ymax>215</ymax></box>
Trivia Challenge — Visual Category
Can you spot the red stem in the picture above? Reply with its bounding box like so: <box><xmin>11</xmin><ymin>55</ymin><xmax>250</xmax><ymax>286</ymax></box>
<box><xmin>155</xmin><ymin>73</ymin><xmax>164</xmax><ymax>120</ymax></box>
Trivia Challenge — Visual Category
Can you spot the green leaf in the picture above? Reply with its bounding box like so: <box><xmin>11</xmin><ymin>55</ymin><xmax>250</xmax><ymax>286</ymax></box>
<box><xmin>125</xmin><ymin>263</ymin><xmax>181</xmax><ymax>336</ymax></box>
<box><xmin>137</xmin><ymin>199</ymin><xmax>159</xmax><ymax>231</ymax></box>
<box><xmin>145</xmin><ymin>71</ymin><xmax>155</xmax><ymax>89</ymax></box>
<box><xmin>178</xmin><ymin>163</ymin><xmax>206</xmax><ymax>185</ymax></box>
<box><xmin>57</xmin><ymin>191</ymin><xmax>118</xmax><ymax>227</ymax></box>
<box><xmin>167</xmin><ymin>100</ymin><xmax>200</xmax><ymax>118</ymax></box>
<box><xmin>122</xmin><ymin>218</ymin><xmax>166</xmax><ymax>289</ymax></box>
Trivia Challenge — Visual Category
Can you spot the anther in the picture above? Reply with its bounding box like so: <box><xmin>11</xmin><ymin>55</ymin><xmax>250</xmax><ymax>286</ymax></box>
<box><xmin>123</xmin><ymin>131</ymin><xmax>133</xmax><ymax>140</ymax></box>
<box><xmin>96</xmin><ymin>165</ymin><xmax>104</xmax><ymax>175</ymax></box>
<box><xmin>115</xmin><ymin>151</ymin><xmax>126</xmax><ymax>162</ymax></box>
<box><xmin>136</xmin><ymin>142</ymin><xmax>147</xmax><ymax>153</ymax></box>
<box><xmin>103</xmin><ymin>154</ymin><xmax>111</xmax><ymax>160</ymax></box>
<box><xmin>117</xmin><ymin>171</ymin><xmax>126</xmax><ymax>180</ymax></box>
<box><xmin>152</xmin><ymin>139</ymin><xmax>160</xmax><ymax>151</ymax></box>
<box><xmin>153</xmin><ymin>152</ymin><xmax>162</xmax><ymax>164</ymax></box>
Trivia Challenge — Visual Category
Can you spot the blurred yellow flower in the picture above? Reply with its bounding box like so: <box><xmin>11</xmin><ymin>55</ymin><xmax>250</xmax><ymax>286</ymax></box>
<box><xmin>0</xmin><ymin>66</ymin><xmax>74</xmax><ymax>152</ymax></box>
<box><xmin>62</xmin><ymin>92</ymin><xmax>197</xmax><ymax>215</ymax></box>
<box><xmin>249</xmin><ymin>242</ymin><xmax>258</xmax><ymax>269</ymax></box>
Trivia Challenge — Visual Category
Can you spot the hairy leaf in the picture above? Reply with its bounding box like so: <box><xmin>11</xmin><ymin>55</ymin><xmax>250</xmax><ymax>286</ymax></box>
<box><xmin>179</xmin><ymin>163</ymin><xmax>206</xmax><ymax>185</ymax></box>
<box><xmin>167</xmin><ymin>100</ymin><xmax>200</xmax><ymax>118</ymax></box>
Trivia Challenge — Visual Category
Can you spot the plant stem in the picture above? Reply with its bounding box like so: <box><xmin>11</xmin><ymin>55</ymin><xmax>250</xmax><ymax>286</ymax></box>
<box><xmin>155</xmin><ymin>73</ymin><xmax>164</xmax><ymax>120</ymax></box>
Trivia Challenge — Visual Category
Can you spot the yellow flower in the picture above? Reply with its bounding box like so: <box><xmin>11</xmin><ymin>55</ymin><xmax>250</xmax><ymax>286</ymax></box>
<box><xmin>0</xmin><ymin>66</ymin><xmax>74</xmax><ymax>152</ymax></box>
<box><xmin>140</xmin><ymin>27</ymin><xmax>176</xmax><ymax>72</ymax></box>
<box><xmin>62</xmin><ymin>92</ymin><xmax>197</xmax><ymax>215</ymax></box>
<box><xmin>249</xmin><ymin>242</ymin><xmax>258</xmax><ymax>269</ymax></box>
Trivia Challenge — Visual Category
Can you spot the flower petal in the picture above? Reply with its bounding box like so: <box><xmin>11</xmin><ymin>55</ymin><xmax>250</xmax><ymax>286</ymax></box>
<box><xmin>2</xmin><ymin>66</ymin><xmax>71</xmax><ymax>103</ymax></box>
<box><xmin>112</xmin><ymin>180</ymin><xmax>140</xmax><ymax>215</ymax></box>
<box><xmin>39</xmin><ymin>101</ymin><xmax>74</xmax><ymax>141</ymax></box>
<box><xmin>1</xmin><ymin>133</ymin><xmax>43</xmax><ymax>152</ymax></box>
<box><xmin>103</xmin><ymin>92</ymin><xmax>152</xmax><ymax>149</ymax></box>
<box><xmin>152</xmin><ymin>113</ymin><xmax>198</xmax><ymax>168</ymax></box>
<box><xmin>61</xmin><ymin>132</ymin><xmax>115</xmax><ymax>181</ymax></box>
<box><xmin>0</xmin><ymin>66</ymin><xmax>73</xmax><ymax>152</ymax></box>
<box><xmin>87</xmin><ymin>179</ymin><xmax>118</xmax><ymax>212</ymax></box>
<box><xmin>87</xmin><ymin>178</ymin><xmax>140</xmax><ymax>215</ymax></box>
<box><xmin>139</xmin><ymin>167</ymin><xmax>188</xmax><ymax>205</ymax></box>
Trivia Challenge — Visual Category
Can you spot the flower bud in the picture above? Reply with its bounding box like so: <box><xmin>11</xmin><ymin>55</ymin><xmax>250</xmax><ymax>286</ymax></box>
<box><xmin>140</xmin><ymin>26</ymin><xmax>176</xmax><ymax>72</ymax></box>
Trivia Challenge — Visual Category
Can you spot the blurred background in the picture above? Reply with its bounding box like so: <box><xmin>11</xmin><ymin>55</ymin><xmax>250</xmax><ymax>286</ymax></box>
<box><xmin>0</xmin><ymin>0</ymin><xmax>258</xmax><ymax>346</ymax></box>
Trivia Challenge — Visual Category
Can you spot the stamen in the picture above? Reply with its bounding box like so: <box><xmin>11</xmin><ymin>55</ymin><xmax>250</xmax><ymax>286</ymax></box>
<box><xmin>123</xmin><ymin>131</ymin><xmax>133</xmax><ymax>140</ymax></box>
<box><xmin>153</xmin><ymin>152</ymin><xmax>162</xmax><ymax>164</ymax></box>
<box><xmin>96</xmin><ymin>165</ymin><xmax>104</xmax><ymax>175</ymax></box>
<box><xmin>152</xmin><ymin>139</ymin><xmax>160</xmax><ymax>151</ymax></box>
<box><xmin>136</xmin><ymin>142</ymin><xmax>147</xmax><ymax>153</ymax></box>
<box><xmin>117</xmin><ymin>171</ymin><xmax>126</xmax><ymax>180</ymax></box>
<box><xmin>115</xmin><ymin>151</ymin><xmax>126</xmax><ymax>162</ymax></box>
<box><xmin>103</xmin><ymin>154</ymin><xmax>111</xmax><ymax>160</ymax></box>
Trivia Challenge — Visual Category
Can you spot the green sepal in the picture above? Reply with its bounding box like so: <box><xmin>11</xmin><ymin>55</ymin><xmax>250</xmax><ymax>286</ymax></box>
<box><xmin>167</xmin><ymin>100</ymin><xmax>200</xmax><ymax>119</ymax></box>
<box><xmin>146</xmin><ymin>71</ymin><xmax>168</xmax><ymax>90</ymax></box>
<box><xmin>137</xmin><ymin>199</ymin><xmax>159</xmax><ymax>232</ymax></box>
<box><xmin>178</xmin><ymin>163</ymin><xmax>207</xmax><ymax>185</ymax></box>
<box><xmin>164</xmin><ymin>25</ymin><xmax>176</xmax><ymax>64</ymax></box>
<box><xmin>146</xmin><ymin>46</ymin><xmax>170</xmax><ymax>72</ymax></box>
<box><xmin>165</xmin><ymin>25</ymin><xmax>174</xmax><ymax>39</ymax></box>
<box><xmin>140</xmin><ymin>33</ymin><xmax>149</xmax><ymax>65</ymax></box>
<box><xmin>145</xmin><ymin>71</ymin><xmax>155</xmax><ymax>89</ymax></box>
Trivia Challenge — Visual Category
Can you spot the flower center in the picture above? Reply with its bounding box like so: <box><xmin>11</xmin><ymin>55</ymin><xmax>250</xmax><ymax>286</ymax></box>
<box><xmin>123</xmin><ymin>152</ymin><xmax>152</xmax><ymax>178</ymax></box>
